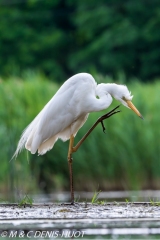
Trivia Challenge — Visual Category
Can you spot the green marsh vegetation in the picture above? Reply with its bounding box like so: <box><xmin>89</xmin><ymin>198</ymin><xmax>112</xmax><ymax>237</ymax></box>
<box><xmin>0</xmin><ymin>73</ymin><xmax>159</xmax><ymax>199</ymax></box>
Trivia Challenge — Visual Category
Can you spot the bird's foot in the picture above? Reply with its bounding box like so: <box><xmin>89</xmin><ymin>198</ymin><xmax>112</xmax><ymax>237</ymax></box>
<box><xmin>98</xmin><ymin>105</ymin><xmax>121</xmax><ymax>134</ymax></box>
<box><xmin>100</xmin><ymin>121</ymin><xmax>106</xmax><ymax>133</ymax></box>
<box><xmin>103</xmin><ymin>105</ymin><xmax>121</xmax><ymax>119</ymax></box>
<box><xmin>100</xmin><ymin>105</ymin><xmax>121</xmax><ymax>121</ymax></box>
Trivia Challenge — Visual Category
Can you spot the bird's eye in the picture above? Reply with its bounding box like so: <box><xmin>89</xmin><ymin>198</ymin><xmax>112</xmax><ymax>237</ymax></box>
<box><xmin>122</xmin><ymin>96</ymin><xmax>127</xmax><ymax>101</ymax></box>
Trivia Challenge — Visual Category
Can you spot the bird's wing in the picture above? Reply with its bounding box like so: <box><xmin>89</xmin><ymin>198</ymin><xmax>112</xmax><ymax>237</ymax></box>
<box><xmin>14</xmin><ymin>82</ymin><xmax>76</xmax><ymax>156</ymax></box>
<box><xmin>13</xmin><ymin>73</ymin><xmax>96</xmax><ymax>157</ymax></box>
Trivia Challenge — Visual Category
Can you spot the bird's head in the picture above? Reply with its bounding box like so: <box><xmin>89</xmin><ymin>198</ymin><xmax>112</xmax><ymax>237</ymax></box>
<box><xmin>113</xmin><ymin>84</ymin><xmax>143</xmax><ymax>119</ymax></box>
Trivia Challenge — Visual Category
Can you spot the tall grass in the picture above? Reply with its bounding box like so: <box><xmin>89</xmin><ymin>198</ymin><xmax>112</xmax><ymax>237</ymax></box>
<box><xmin>0</xmin><ymin>73</ymin><xmax>160</xmax><ymax>198</ymax></box>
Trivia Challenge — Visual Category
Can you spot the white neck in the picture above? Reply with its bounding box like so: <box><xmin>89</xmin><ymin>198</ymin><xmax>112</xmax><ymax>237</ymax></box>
<box><xmin>96</xmin><ymin>83</ymin><xmax>118</xmax><ymax>98</ymax></box>
<box><xmin>85</xmin><ymin>83</ymin><xmax>114</xmax><ymax>113</ymax></box>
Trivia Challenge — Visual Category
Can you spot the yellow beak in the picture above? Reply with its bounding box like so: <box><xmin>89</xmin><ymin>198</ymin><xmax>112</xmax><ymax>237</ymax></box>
<box><xmin>125</xmin><ymin>100</ymin><xmax>143</xmax><ymax>119</ymax></box>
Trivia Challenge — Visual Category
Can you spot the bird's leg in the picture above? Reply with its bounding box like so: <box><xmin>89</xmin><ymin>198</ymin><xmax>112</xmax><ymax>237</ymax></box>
<box><xmin>67</xmin><ymin>134</ymin><xmax>75</xmax><ymax>205</ymax></box>
<box><xmin>72</xmin><ymin>105</ymin><xmax>121</xmax><ymax>153</ymax></box>
<box><xmin>66</xmin><ymin>105</ymin><xmax>120</xmax><ymax>204</ymax></box>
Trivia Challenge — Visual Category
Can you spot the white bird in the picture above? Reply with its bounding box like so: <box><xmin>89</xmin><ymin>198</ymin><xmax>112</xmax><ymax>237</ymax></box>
<box><xmin>13</xmin><ymin>73</ymin><xmax>142</xmax><ymax>204</ymax></box>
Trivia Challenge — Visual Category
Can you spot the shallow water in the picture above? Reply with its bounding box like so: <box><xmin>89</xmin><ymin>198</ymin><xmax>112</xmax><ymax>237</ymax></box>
<box><xmin>31</xmin><ymin>190</ymin><xmax>160</xmax><ymax>203</ymax></box>
<box><xmin>0</xmin><ymin>202</ymin><xmax>160</xmax><ymax>239</ymax></box>
<box><xmin>1</xmin><ymin>191</ymin><xmax>160</xmax><ymax>239</ymax></box>
<box><xmin>1</xmin><ymin>218</ymin><xmax>160</xmax><ymax>239</ymax></box>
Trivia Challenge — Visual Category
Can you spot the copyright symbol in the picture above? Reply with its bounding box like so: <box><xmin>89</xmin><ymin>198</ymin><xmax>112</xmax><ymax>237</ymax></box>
<box><xmin>1</xmin><ymin>231</ymin><xmax>7</xmax><ymax>237</ymax></box>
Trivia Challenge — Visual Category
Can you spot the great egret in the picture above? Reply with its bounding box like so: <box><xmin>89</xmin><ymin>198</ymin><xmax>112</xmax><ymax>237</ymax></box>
<box><xmin>13</xmin><ymin>73</ymin><xmax>142</xmax><ymax>204</ymax></box>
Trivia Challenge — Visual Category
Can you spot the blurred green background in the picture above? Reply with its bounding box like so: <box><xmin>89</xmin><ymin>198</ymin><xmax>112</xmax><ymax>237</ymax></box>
<box><xmin>0</xmin><ymin>0</ymin><xmax>160</xmax><ymax>200</ymax></box>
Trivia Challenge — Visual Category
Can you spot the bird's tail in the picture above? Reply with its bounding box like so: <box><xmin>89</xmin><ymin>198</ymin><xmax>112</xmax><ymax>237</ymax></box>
<box><xmin>12</xmin><ymin>111</ymin><xmax>42</xmax><ymax>159</ymax></box>
<box><xmin>12</xmin><ymin>125</ymin><xmax>33</xmax><ymax>159</ymax></box>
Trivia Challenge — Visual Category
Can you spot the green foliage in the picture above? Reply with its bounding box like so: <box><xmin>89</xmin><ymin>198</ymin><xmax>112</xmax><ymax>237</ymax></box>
<box><xmin>0</xmin><ymin>73</ymin><xmax>160</xmax><ymax>198</ymax></box>
<box><xmin>150</xmin><ymin>199</ymin><xmax>160</xmax><ymax>206</ymax></box>
<box><xmin>72</xmin><ymin>0</ymin><xmax>160</xmax><ymax>81</ymax></box>
<box><xmin>18</xmin><ymin>194</ymin><xmax>33</xmax><ymax>207</ymax></box>
<box><xmin>0</xmin><ymin>1</ymin><xmax>160</xmax><ymax>81</ymax></box>
<box><xmin>0</xmin><ymin>73</ymin><xmax>58</xmax><ymax>196</ymax></box>
<box><xmin>91</xmin><ymin>190</ymin><xmax>101</xmax><ymax>204</ymax></box>
<box><xmin>91</xmin><ymin>190</ymin><xmax>105</xmax><ymax>204</ymax></box>
<box><xmin>0</xmin><ymin>0</ymin><xmax>75</xmax><ymax>81</ymax></box>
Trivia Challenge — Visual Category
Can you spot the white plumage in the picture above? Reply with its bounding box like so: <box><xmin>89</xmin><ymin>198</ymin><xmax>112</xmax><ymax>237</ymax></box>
<box><xmin>13</xmin><ymin>73</ymin><xmax>142</xmax><ymax>158</ymax></box>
